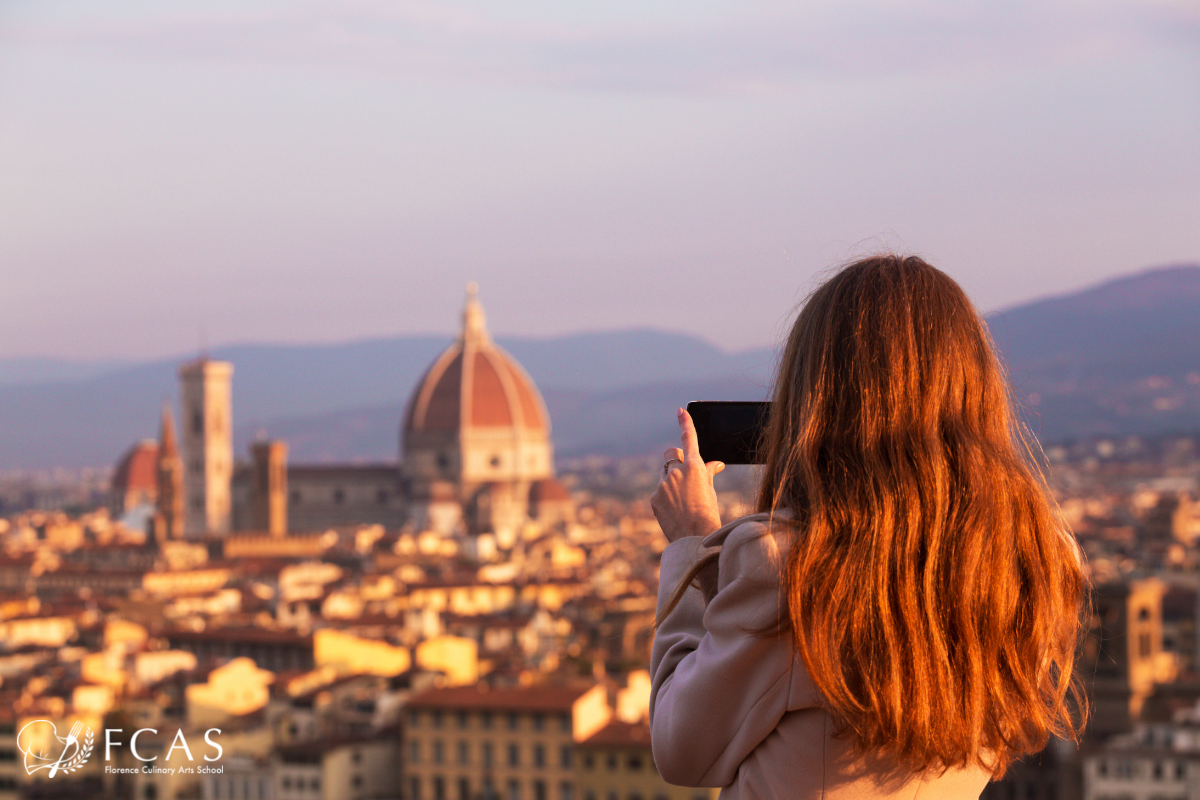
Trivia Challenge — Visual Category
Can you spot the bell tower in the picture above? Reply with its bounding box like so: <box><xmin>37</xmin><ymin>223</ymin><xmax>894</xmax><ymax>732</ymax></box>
<box><xmin>155</xmin><ymin>402</ymin><xmax>185</xmax><ymax>540</ymax></box>
<box><xmin>179</xmin><ymin>358</ymin><xmax>234</xmax><ymax>535</ymax></box>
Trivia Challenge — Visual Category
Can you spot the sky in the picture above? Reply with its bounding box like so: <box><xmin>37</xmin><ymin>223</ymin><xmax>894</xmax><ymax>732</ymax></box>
<box><xmin>1</xmin><ymin>0</ymin><xmax>1197</xmax><ymax>359</ymax></box>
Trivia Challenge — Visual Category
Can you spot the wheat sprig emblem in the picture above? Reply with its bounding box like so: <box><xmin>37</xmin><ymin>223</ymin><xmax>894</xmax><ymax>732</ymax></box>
<box><xmin>58</xmin><ymin>728</ymin><xmax>95</xmax><ymax>774</ymax></box>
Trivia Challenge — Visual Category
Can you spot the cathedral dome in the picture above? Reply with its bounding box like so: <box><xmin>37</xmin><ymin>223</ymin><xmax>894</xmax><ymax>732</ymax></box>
<box><xmin>401</xmin><ymin>285</ymin><xmax>555</xmax><ymax>497</ymax></box>
<box><xmin>112</xmin><ymin>439</ymin><xmax>159</xmax><ymax>512</ymax></box>
<box><xmin>403</xmin><ymin>286</ymin><xmax>549</xmax><ymax>438</ymax></box>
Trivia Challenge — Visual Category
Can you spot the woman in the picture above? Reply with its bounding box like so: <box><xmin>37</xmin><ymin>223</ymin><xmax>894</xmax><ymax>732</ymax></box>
<box><xmin>649</xmin><ymin>256</ymin><xmax>1085</xmax><ymax>799</ymax></box>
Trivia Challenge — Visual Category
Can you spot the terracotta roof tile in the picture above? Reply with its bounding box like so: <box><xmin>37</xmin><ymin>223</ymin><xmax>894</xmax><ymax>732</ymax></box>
<box><xmin>408</xmin><ymin>682</ymin><xmax>595</xmax><ymax>712</ymax></box>
<box><xmin>112</xmin><ymin>441</ymin><xmax>159</xmax><ymax>493</ymax></box>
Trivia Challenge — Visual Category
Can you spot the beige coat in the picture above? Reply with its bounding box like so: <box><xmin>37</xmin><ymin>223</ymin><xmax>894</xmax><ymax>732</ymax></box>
<box><xmin>650</xmin><ymin>512</ymin><xmax>992</xmax><ymax>799</ymax></box>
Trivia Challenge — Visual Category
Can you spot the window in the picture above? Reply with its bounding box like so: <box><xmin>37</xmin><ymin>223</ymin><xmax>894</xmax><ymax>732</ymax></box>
<box><xmin>559</xmin><ymin>782</ymin><xmax>574</xmax><ymax>800</ymax></box>
<box><xmin>606</xmin><ymin>752</ymin><xmax>617</xmax><ymax>771</ymax></box>
<box><xmin>627</xmin><ymin>754</ymin><xmax>643</xmax><ymax>771</ymax></box>
<box><xmin>560</xmin><ymin>714</ymin><xmax>572</xmax><ymax>733</ymax></box>
<box><xmin>282</xmin><ymin>777</ymin><xmax>292</xmax><ymax>789</ymax></box>
<box><xmin>434</xmin><ymin>711</ymin><xmax>444</xmax><ymax>728</ymax></box>
<box><xmin>534</xmin><ymin>744</ymin><xmax>545</xmax><ymax>768</ymax></box>
<box><xmin>482</xmin><ymin>712</ymin><xmax>493</xmax><ymax>729</ymax></box>
<box><xmin>352</xmin><ymin>749</ymin><xmax>362</xmax><ymax>765</ymax></box>
<box><xmin>434</xmin><ymin>776</ymin><xmax>446</xmax><ymax>800</ymax></box>
<box><xmin>333</xmin><ymin>488</ymin><xmax>345</xmax><ymax>505</ymax></box>
<box><xmin>507</xmin><ymin>712</ymin><xmax>519</xmax><ymax>731</ymax></box>
<box><xmin>458</xmin><ymin>711</ymin><xmax>469</xmax><ymax>729</ymax></box>
<box><xmin>433</xmin><ymin>740</ymin><xmax>444</xmax><ymax>764</ymax></box>
<box><xmin>410</xmin><ymin>710</ymin><xmax>421</xmax><ymax>727</ymax></box>
<box><xmin>508</xmin><ymin>779</ymin><xmax>522</xmax><ymax>800</ymax></box>
<box><xmin>290</xmin><ymin>489</ymin><xmax>301</xmax><ymax>505</ymax></box>
<box><xmin>560</xmin><ymin>745</ymin><xmax>572</xmax><ymax>768</ymax></box>
<box><xmin>583</xmin><ymin>754</ymin><xmax>594</xmax><ymax>770</ymax></box>
<box><xmin>458</xmin><ymin>741</ymin><xmax>470</xmax><ymax>765</ymax></box>
<box><xmin>534</xmin><ymin>781</ymin><xmax>546</xmax><ymax>800</ymax></box>
<box><xmin>1176</xmin><ymin>763</ymin><xmax>1186</xmax><ymax>780</ymax></box>
<box><xmin>533</xmin><ymin>713</ymin><xmax>545</xmax><ymax>731</ymax></box>
<box><xmin>459</xmin><ymin>778</ymin><xmax>471</xmax><ymax>800</ymax></box>
<box><xmin>1153</xmin><ymin>762</ymin><xmax>1163</xmax><ymax>780</ymax></box>
<box><xmin>410</xmin><ymin>777</ymin><xmax>422</xmax><ymax>800</ymax></box>
<box><xmin>483</xmin><ymin>742</ymin><xmax>494</xmax><ymax>768</ymax></box>
<box><xmin>410</xmin><ymin>740</ymin><xmax>421</xmax><ymax>763</ymax></box>
<box><xmin>353</xmin><ymin>776</ymin><xmax>363</xmax><ymax>788</ymax></box>
<box><xmin>508</xmin><ymin>743</ymin><xmax>520</xmax><ymax>767</ymax></box>
<box><xmin>1099</xmin><ymin>760</ymin><xmax>1108</xmax><ymax>777</ymax></box>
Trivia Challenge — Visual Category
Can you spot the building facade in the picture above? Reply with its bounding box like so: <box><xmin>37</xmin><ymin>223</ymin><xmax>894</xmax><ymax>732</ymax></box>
<box><xmin>405</xmin><ymin>683</ymin><xmax>611</xmax><ymax>800</ymax></box>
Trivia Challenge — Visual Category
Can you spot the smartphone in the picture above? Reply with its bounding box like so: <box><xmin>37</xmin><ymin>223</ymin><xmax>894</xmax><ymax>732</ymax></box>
<box><xmin>685</xmin><ymin>401</ymin><xmax>771</xmax><ymax>465</ymax></box>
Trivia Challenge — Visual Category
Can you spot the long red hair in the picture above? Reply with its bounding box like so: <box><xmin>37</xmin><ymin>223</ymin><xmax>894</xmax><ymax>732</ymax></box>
<box><xmin>761</xmin><ymin>256</ymin><xmax>1086</xmax><ymax>775</ymax></box>
<box><xmin>666</xmin><ymin>255</ymin><xmax>1086</xmax><ymax>776</ymax></box>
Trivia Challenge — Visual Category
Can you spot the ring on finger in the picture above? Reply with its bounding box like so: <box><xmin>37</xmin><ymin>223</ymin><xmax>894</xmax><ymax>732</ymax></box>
<box><xmin>662</xmin><ymin>457</ymin><xmax>682</xmax><ymax>475</ymax></box>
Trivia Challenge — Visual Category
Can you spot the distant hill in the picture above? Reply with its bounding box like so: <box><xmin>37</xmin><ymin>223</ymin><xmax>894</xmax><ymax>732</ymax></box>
<box><xmin>2</xmin><ymin>263</ymin><xmax>1197</xmax><ymax>469</ymax></box>
<box><xmin>0</xmin><ymin>330</ymin><xmax>774</xmax><ymax>468</ymax></box>
<box><xmin>985</xmin><ymin>263</ymin><xmax>1200</xmax><ymax>442</ymax></box>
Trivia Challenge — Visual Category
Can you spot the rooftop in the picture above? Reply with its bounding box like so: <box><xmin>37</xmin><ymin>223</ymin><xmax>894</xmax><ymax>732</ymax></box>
<box><xmin>407</xmin><ymin>681</ymin><xmax>596</xmax><ymax>712</ymax></box>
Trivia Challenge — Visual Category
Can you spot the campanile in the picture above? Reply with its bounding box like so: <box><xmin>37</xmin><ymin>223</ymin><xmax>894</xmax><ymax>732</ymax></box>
<box><xmin>179</xmin><ymin>358</ymin><xmax>234</xmax><ymax>534</ymax></box>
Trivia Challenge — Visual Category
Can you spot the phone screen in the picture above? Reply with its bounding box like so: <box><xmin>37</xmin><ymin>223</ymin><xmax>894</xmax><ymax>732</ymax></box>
<box><xmin>686</xmin><ymin>401</ymin><xmax>771</xmax><ymax>465</ymax></box>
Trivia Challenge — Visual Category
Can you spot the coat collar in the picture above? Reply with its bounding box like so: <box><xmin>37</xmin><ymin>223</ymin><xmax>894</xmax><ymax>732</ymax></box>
<box><xmin>700</xmin><ymin>508</ymin><xmax>792</xmax><ymax>548</ymax></box>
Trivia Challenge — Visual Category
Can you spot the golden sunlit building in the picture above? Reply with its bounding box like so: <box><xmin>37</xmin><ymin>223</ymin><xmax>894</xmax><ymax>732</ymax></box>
<box><xmin>186</xmin><ymin>657</ymin><xmax>275</xmax><ymax>728</ymax></box>
<box><xmin>405</xmin><ymin>683</ymin><xmax>612</xmax><ymax>800</ymax></box>
<box><xmin>314</xmin><ymin>629</ymin><xmax>412</xmax><ymax>677</ymax></box>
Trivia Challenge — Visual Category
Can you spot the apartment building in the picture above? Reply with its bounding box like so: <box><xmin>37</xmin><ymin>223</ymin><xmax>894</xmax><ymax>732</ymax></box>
<box><xmin>1083</xmin><ymin>721</ymin><xmax>1200</xmax><ymax>800</ymax></box>
<box><xmin>405</xmin><ymin>683</ymin><xmax>611</xmax><ymax>800</ymax></box>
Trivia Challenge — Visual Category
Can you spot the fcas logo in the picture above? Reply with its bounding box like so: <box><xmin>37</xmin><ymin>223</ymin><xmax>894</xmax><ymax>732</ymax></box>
<box><xmin>17</xmin><ymin>720</ymin><xmax>95</xmax><ymax>778</ymax></box>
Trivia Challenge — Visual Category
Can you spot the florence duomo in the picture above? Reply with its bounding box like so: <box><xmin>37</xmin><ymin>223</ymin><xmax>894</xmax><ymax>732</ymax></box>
<box><xmin>110</xmin><ymin>284</ymin><xmax>575</xmax><ymax>559</ymax></box>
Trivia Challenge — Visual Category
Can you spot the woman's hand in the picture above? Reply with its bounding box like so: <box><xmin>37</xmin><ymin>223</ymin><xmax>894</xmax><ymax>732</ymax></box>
<box><xmin>651</xmin><ymin>408</ymin><xmax>725</xmax><ymax>543</ymax></box>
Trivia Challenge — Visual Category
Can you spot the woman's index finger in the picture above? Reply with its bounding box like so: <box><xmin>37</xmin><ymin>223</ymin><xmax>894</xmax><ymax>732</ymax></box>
<box><xmin>677</xmin><ymin>407</ymin><xmax>702</xmax><ymax>460</ymax></box>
